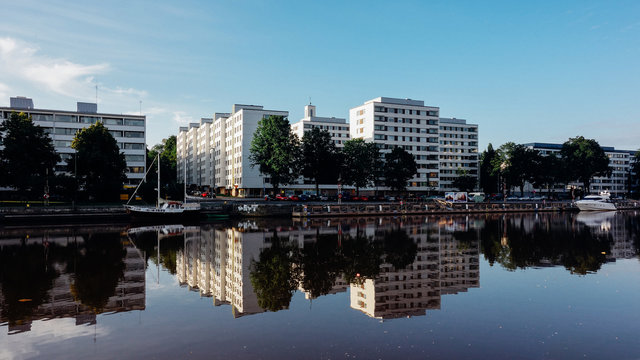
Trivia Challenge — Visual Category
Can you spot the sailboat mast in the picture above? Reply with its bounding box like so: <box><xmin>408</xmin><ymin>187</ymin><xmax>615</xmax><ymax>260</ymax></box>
<box><xmin>157</xmin><ymin>154</ymin><xmax>160</xmax><ymax>208</ymax></box>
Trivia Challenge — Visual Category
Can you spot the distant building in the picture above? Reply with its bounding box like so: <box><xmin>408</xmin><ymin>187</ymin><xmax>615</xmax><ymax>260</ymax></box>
<box><xmin>523</xmin><ymin>142</ymin><xmax>635</xmax><ymax>197</ymax></box>
<box><xmin>290</xmin><ymin>104</ymin><xmax>350</xmax><ymax>147</ymax></box>
<box><xmin>0</xmin><ymin>96</ymin><xmax>146</xmax><ymax>186</ymax></box>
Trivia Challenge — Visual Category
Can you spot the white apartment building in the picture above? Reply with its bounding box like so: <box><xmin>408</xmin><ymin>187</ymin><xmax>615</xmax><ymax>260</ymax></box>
<box><xmin>438</xmin><ymin>118</ymin><xmax>479</xmax><ymax>192</ymax></box>
<box><xmin>0</xmin><ymin>96</ymin><xmax>146</xmax><ymax>186</ymax></box>
<box><xmin>349</xmin><ymin>97</ymin><xmax>441</xmax><ymax>192</ymax></box>
<box><xmin>177</xmin><ymin>104</ymin><xmax>288</xmax><ymax>196</ymax></box>
<box><xmin>523</xmin><ymin>142</ymin><xmax>634</xmax><ymax>197</ymax></box>
<box><xmin>291</xmin><ymin>104</ymin><xmax>350</xmax><ymax>147</ymax></box>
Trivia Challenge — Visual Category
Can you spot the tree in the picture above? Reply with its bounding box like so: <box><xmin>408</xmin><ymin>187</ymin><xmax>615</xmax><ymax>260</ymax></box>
<box><xmin>560</xmin><ymin>136</ymin><xmax>611</xmax><ymax>194</ymax></box>
<box><xmin>383</xmin><ymin>146</ymin><xmax>418</xmax><ymax>194</ymax></box>
<box><xmin>341</xmin><ymin>139</ymin><xmax>381</xmax><ymax>195</ymax></box>
<box><xmin>249</xmin><ymin>115</ymin><xmax>300</xmax><ymax>195</ymax></box>
<box><xmin>531</xmin><ymin>152</ymin><xmax>566</xmax><ymax>196</ymax></box>
<box><xmin>452</xmin><ymin>168</ymin><xmax>477</xmax><ymax>192</ymax></box>
<box><xmin>493</xmin><ymin>143</ymin><xmax>538</xmax><ymax>196</ymax></box>
<box><xmin>300</xmin><ymin>128</ymin><xmax>340</xmax><ymax>195</ymax></box>
<box><xmin>480</xmin><ymin>143</ymin><xmax>499</xmax><ymax>194</ymax></box>
<box><xmin>142</xmin><ymin>136</ymin><xmax>183</xmax><ymax>202</ymax></box>
<box><xmin>69</xmin><ymin>122</ymin><xmax>127</xmax><ymax>201</ymax></box>
<box><xmin>0</xmin><ymin>112</ymin><xmax>59</xmax><ymax>194</ymax></box>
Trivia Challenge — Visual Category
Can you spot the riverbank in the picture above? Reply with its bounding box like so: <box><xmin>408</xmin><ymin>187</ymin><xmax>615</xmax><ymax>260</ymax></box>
<box><xmin>1</xmin><ymin>199</ymin><xmax>638</xmax><ymax>224</ymax></box>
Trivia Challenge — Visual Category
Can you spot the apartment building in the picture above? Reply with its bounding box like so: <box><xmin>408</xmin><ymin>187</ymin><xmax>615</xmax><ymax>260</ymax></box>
<box><xmin>438</xmin><ymin>118</ymin><xmax>479</xmax><ymax>192</ymax></box>
<box><xmin>523</xmin><ymin>142</ymin><xmax>634</xmax><ymax>197</ymax></box>
<box><xmin>290</xmin><ymin>104</ymin><xmax>350</xmax><ymax>147</ymax></box>
<box><xmin>177</xmin><ymin>104</ymin><xmax>288</xmax><ymax>196</ymax></box>
<box><xmin>0</xmin><ymin>96</ymin><xmax>146</xmax><ymax>186</ymax></box>
<box><xmin>349</xmin><ymin>97</ymin><xmax>441</xmax><ymax>192</ymax></box>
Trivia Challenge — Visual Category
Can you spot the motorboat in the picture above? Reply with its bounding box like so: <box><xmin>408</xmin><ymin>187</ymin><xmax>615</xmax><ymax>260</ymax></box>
<box><xmin>575</xmin><ymin>191</ymin><xmax>616</xmax><ymax>211</ymax></box>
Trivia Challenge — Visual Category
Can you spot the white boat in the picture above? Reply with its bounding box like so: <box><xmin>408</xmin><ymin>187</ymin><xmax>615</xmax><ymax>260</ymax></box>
<box><xmin>124</xmin><ymin>153</ymin><xmax>200</xmax><ymax>217</ymax></box>
<box><xmin>575</xmin><ymin>191</ymin><xmax>616</xmax><ymax>211</ymax></box>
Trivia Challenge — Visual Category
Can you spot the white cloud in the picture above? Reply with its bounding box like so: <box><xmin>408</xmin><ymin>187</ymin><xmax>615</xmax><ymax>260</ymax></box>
<box><xmin>172</xmin><ymin>111</ymin><xmax>194</xmax><ymax>126</ymax></box>
<box><xmin>0</xmin><ymin>37</ymin><xmax>108</xmax><ymax>97</ymax></box>
<box><xmin>0</xmin><ymin>82</ymin><xmax>9</xmax><ymax>100</ymax></box>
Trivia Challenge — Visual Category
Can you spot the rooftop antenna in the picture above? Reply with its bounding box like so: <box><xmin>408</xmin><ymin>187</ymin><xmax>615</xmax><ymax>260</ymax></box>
<box><xmin>95</xmin><ymin>84</ymin><xmax>98</xmax><ymax>105</ymax></box>
<box><xmin>139</xmin><ymin>100</ymin><xmax>142</xmax><ymax>115</ymax></box>
<box><xmin>308</xmin><ymin>96</ymin><xmax>311</xmax><ymax>105</ymax></box>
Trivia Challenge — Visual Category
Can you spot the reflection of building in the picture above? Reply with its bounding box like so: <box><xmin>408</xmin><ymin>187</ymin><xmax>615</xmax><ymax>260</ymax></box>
<box><xmin>177</xmin><ymin>226</ymin><xmax>270</xmax><ymax>317</ymax></box>
<box><xmin>349</xmin><ymin>218</ymin><xmax>480</xmax><ymax>319</ymax></box>
<box><xmin>576</xmin><ymin>212</ymin><xmax>637</xmax><ymax>260</ymax></box>
<box><xmin>0</xmin><ymin>230</ymin><xmax>146</xmax><ymax>334</ymax></box>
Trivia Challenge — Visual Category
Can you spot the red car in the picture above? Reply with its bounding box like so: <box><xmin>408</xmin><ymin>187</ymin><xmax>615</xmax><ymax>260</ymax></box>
<box><xmin>275</xmin><ymin>194</ymin><xmax>288</xmax><ymax>201</ymax></box>
<box><xmin>288</xmin><ymin>195</ymin><xmax>300</xmax><ymax>201</ymax></box>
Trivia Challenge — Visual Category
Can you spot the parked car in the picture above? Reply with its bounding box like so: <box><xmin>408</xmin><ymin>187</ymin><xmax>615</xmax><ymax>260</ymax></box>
<box><xmin>299</xmin><ymin>194</ymin><xmax>311</xmax><ymax>201</ymax></box>
<box><xmin>288</xmin><ymin>194</ymin><xmax>300</xmax><ymax>201</ymax></box>
<box><xmin>275</xmin><ymin>194</ymin><xmax>288</xmax><ymax>201</ymax></box>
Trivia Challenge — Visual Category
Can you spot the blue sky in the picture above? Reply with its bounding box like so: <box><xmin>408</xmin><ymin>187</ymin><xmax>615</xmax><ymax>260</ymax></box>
<box><xmin>0</xmin><ymin>0</ymin><xmax>638</xmax><ymax>150</ymax></box>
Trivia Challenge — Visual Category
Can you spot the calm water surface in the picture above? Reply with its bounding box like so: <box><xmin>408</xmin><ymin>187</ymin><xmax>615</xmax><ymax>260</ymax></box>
<box><xmin>1</xmin><ymin>212</ymin><xmax>639</xmax><ymax>359</ymax></box>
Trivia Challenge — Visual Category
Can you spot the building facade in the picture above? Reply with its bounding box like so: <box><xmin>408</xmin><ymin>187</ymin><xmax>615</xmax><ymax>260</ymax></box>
<box><xmin>349</xmin><ymin>97</ymin><xmax>441</xmax><ymax>192</ymax></box>
<box><xmin>523</xmin><ymin>142</ymin><xmax>635</xmax><ymax>197</ymax></box>
<box><xmin>0</xmin><ymin>96</ymin><xmax>146</xmax><ymax>186</ymax></box>
<box><xmin>177</xmin><ymin>104</ymin><xmax>288</xmax><ymax>196</ymax></box>
<box><xmin>438</xmin><ymin>118</ymin><xmax>479</xmax><ymax>192</ymax></box>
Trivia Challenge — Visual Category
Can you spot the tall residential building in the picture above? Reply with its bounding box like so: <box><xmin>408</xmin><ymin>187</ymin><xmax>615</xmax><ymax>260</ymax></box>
<box><xmin>438</xmin><ymin>118</ymin><xmax>479</xmax><ymax>192</ymax></box>
<box><xmin>523</xmin><ymin>142</ymin><xmax>635</xmax><ymax>197</ymax></box>
<box><xmin>350</xmin><ymin>97</ymin><xmax>481</xmax><ymax>193</ymax></box>
<box><xmin>177</xmin><ymin>104</ymin><xmax>288</xmax><ymax>196</ymax></box>
<box><xmin>291</xmin><ymin>104</ymin><xmax>350</xmax><ymax>147</ymax></box>
<box><xmin>0</xmin><ymin>96</ymin><xmax>146</xmax><ymax>186</ymax></box>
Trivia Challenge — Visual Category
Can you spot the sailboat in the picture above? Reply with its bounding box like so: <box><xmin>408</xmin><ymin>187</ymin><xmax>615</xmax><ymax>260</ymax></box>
<box><xmin>124</xmin><ymin>153</ymin><xmax>200</xmax><ymax>218</ymax></box>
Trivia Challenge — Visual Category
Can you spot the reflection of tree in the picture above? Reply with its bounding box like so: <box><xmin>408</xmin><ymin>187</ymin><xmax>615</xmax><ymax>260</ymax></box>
<box><xmin>250</xmin><ymin>234</ymin><xmax>300</xmax><ymax>312</ymax></box>
<box><xmin>380</xmin><ymin>228</ymin><xmax>417</xmax><ymax>270</ymax></box>
<box><xmin>68</xmin><ymin>233</ymin><xmax>126</xmax><ymax>312</ymax></box>
<box><xmin>480</xmin><ymin>216</ymin><xmax>612</xmax><ymax>275</ymax></box>
<box><xmin>0</xmin><ymin>240</ymin><xmax>58</xmax><ymax>325</ymax></box>
<box><xmin>340</xmin><ymin>233</ymin><xmax>383</xmax><ymax>285</ymax></box>
<box><xmin>299</xmin><ymin>233</ymin><xmax>343</xmax><ymax>299</ymax></box>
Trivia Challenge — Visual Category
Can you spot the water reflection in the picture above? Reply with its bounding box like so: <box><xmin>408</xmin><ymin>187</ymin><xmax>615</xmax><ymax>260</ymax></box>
<box><xmin>1</xmin><ymin>211</ymin><xmax>638</xmax><ymax>332</ymax></box>
<box><xmin>0</xmin><ymin>226</ymin><xmax>145</xmax><ymax>335</ymax></box>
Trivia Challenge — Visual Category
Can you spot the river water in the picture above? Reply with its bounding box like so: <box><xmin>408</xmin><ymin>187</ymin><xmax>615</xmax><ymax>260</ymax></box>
<box><xmin>1</xmin><ymin>211</ymin><xmax>639</xmax><ymax>359</ymax></box>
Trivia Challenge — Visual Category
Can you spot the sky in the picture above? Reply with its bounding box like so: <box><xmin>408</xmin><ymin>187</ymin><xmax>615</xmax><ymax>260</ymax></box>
<box><xmin>0</xmin><ymin>0</ymin><xmax>638</xmax><ymax>150</ymax></box>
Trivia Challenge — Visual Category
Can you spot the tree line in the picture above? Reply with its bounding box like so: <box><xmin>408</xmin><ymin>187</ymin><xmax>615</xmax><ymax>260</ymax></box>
<box><xmin>250</xmin><ymin>115</ymin><xmax>419</xmax><ymax>195</ymax></box>
<box><xmin>480</xmin><ymin>137</ymin><xmax>640</xmax><ymax>198</ymax></box>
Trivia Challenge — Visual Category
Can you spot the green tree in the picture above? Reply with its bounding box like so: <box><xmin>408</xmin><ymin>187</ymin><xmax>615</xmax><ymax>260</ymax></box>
<box><xmin>493</xmin><ymin>143</ymin><xmax>538</xmax><ymax>196</ymax></box>
<box><xmin>480</xmin><ymin>143</ymin><xmax>499</xmax><ymax>194</ymax></box>
<box><xmin>341</xmin><ymin>139</ymin><xmax>381</xmax><ymax>195</ymax></box>
<box><xmin>383</xmin><ymin>146</ymin><xmax>418</xmax><ymax>194</ymax></box>
<box><xmin>531</xmin><ymin>153</ymin><xmax>566</xmax><ymax>196</ymax></box>
<box><xmin>560</xmin><ymin>136</ymin><xmax>611</xmax><ymax>194</ymax></box>
<box><xmin>300</xmin><ymin>128</ymin><xmax>340</xmax><ymax>195</ymax></box>
<box><xmin>69</xmin><ymin>122</ymin><xmax>127</xmax><ymax>201</ymax></box>
<box><xmin>452</xmin><ymin>168</ymin><xmax>477</xmax><ymax>192</ymax></box>
<box><xmin>0</xmin><ymin>112</ymin><xmax>59</xmax><ymax>194</ymax></box>
<box><xmin>249</xmin><ymin>115</ymin><xmax>300</xmax><ymax>195</ymax></box>
<box><xmin>141</xmin><ymin>136</ymin><xmax>183</xmax><ymax>202</ymax></box>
